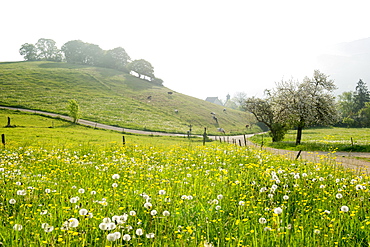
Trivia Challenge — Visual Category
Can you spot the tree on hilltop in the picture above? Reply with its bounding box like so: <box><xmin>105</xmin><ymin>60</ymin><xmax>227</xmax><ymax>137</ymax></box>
<box><xmin>61</xmin><ymin>40</ymin><xmax>103</xmax><ymax>66</ymax></box>
<box><xmin>103</xmin><ymin>47</ymin><xmax>131</xmax><ymax>72</ymax></box>
<box><xmin>20</xmin><ymin>38</ymin><xmax>62</xmax><ymax>61</ymax></box>
<box><xmin>36</xmin><ymin>38</ymin><xmax>63</xmax><ymax>61</ymax></box>
<box><xmin>128</xmin><ymin>59</ymin><xmax>154</xmax><ymax>80</ymax></box>
<box><xmin>19</xmin><ymin>43</ymin><xmax>38</xmax><ymax>61</ymax></box>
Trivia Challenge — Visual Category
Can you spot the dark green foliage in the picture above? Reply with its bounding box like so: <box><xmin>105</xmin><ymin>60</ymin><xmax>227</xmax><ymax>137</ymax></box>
<box><xmin>337</xmin><ymin>79</ymin><xmax>370</xmax><ymax>127</ymax></box>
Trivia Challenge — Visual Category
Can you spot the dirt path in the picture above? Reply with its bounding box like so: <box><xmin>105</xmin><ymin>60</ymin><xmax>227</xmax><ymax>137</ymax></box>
<box><xmin>2</xmin><ymin>105</ymin><xmax>370</xmax><ymax>173</ymax></box>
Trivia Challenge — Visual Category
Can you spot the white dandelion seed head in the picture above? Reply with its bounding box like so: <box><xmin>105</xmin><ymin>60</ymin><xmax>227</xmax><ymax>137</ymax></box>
<box><xmin>44</xmin><ymin>225</ymin><xmax>54</xmax><ymax>232</ymax></box>
<box><xmin>356</xmin><ymin>184</ymin><xmax>364</xmax><ymax>190</ymax></box>
<box><xmin>41</xmin><ymin>223</ymin><xmax>49</xmax><ymax>229</ymax></box>
<box><xmin>113</xmin><ymin>231</ymin><xmax>121</xmax><ymax>239</ymax></box>
<box><xmin>314</xmin><ymin>229</ymin><xmax>321</xmax><ymax>234</ymax></box>
<box><xmin>99</xmin><ymin>223</ymin><xmax>108</xmax><ymax>230</ymax></box>
<box><xmin>79</xmin><ymin>208</ymin><xmax>88</xmax><ymax>216</ymax></box>
<box><xmin>112</xmin><ymin>174</ymin><xmax>120</xmax><ymax>179</ymax></box>
<box><xmin>40</xmin><ymin>210</ymin><xmax>48</xmax><ymax>215</ymax></box>
<box><xmin>259</xmin><ymin>218</ymin><xmax>267</xmax><ymax>224</ymax></box>
<box><xmin>144</xmin><ymin>202</ymin><xmax>152</xmax><ymax>209</ymax></box>
<box><xmin>102</xmin><ymin>217</ymin><xmax>111</xmax><ymax>223</ymax></box>
<box><xmin>158</xmin><ymin>190</ymin><xmax>166</xmax><ymax>195</ymax></box>
<box><xmin>122</xmin><ymin>234</ymin><xmax>131</xmax><ymax>241</ymax></box>
<box><xmin>107</xmin><ymin>233</ymin><xmax>117</xmax><ymax>241</ymax></box>
<box><xmin>13</xmin><ymin>224</ymin><xmax>23</xmax><ymax>231</ymax></box>
<box><xmin>70</xmin><ymin>197</ymin><xmax>78</xmax><ymax>203</ymax></box>
<box><xmin>107</xmin><ymin>222</ymin><xmax>116</xmax><ymax>230</ymax></box>
<box><xmin>274</xmin><ymin>207</ymin><xmax>283</xmax><ymax>214</ymax></box>
<box><xmin>238</xmin><ymin>201</ymin><xmax>245</xmax><ymax>206</ymax></box>
<box><xmin>129</xmin><ymin>211</ymin><xmax>136</xmax><ymax>216</ymax></box>
<box><xmin>162</xmin><ymin>210</ymin><xmax>170</xmax><ymax>216</ymax></box>
<box><xmin>136</xmin><ymin>228</ymin><xmax>144</xmax><ymax>236</ymax></box>
<box><xmin>217</xmin><ymin>194</ymin><xmax>223</xmax><ymax>200</ymax></box>
<box><xmin>283</xmin><ymin>195</ymin><xmax>289</xmax><ymax>200</ymax></box>
<box><xmin>150</xmin><ymin>210</ymin><xmax>157</xmax><ymax>216</ymax></box>
<box><xmin>112</xmin><ymin>182</ymin><xmax>118</xmax><ymax>188</ymax></box>
<box><xmin>17</xmin><ymin>190</ymin><xmax>26</xmax><ymax>196</ymax></box>
<box><xmin>68</xmin><ymin>218</ymin><xmax>79</xmax><ymax>228</ymax></box>
<box><xmin>341</xmin><ymin>206</ymin><xmax>349</xmax><ymax>212</ymax></box>
<box><xmin>90</xmin><ymin>191</ymin><xmax>96</xmax><ymax>195</ymax></box>
<box><xmin>9</xmin><ymin>199</ymin><xmax>16</xmax><ymax>204</ymax></box>
<box><xmin>78</xmin><ymin>188</ymin><xmax>85</xmax><ymax>194</ymax></box>
<box><xmin>215</xmin><ymin>206</ymin><xmax>221</xmax><ymax>210</ymax></box>
<box><xmin>259</xmin><ymin>187</ymin><xmax>267</xmax><ymax>193</ymax></box>
<box><xmin>146</xmin><ymin>233</ymin><xmax>155</xmax><ymax>238</ymax></box>
<box><xmin>336</xmin><ymin>193</ymin><xmax>343</xmax><ymax>199</ymax></box>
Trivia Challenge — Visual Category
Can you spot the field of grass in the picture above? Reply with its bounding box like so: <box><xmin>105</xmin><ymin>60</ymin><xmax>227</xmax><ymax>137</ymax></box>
<box><xmin>250</xmin><ymin>127</ymin><xmax>370</xmax><ymax>152</ymax></box>
<box><xmin>0</xmin><ymin>61</ymin><xmax>257</xmax><ymax>135</ymax></box>
<box><xmin>0</xmin><ymin>109</ymin><xmax>202</xmax><ymax>148</ymax></box>
<box><xmin>1</xmin><ymin>111</ymin><xmax>370</xmax><ymax>246</ymax></box>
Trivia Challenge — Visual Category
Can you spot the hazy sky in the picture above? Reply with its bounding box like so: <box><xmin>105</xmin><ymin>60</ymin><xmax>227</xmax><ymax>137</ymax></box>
<box><xmin>1</xmin><ymin>0</ymin><xmax>370</xmax><ymax>101</ymax></box>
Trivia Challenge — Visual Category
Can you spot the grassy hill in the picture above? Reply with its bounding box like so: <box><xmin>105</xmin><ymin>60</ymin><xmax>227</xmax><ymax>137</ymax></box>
<box><xmin>0</xmin><ymin>61</ymin><xmax>257</xmax><ymax>135</ymax></box>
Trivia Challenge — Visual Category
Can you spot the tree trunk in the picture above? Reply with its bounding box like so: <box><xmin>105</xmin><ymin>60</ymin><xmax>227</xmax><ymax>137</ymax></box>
<box><xmin>296</xmin><ymin>126</ymin><xmax>303</xmax><ymax>145</ymax></box>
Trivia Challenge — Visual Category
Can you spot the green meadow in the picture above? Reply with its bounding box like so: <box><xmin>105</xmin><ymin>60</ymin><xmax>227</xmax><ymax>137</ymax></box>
<box><xmin>1</xmin><ymin>110</ymin><xmax>370</xmax><ymax>246</ymax></box>
<box><xmin>250</xmin><ymin>127</ymin><xmax>370</xmax><ymax>153</ymax></box>
<box><xmin>0</xmin><ymin>61</ymin><xmax>257</xmax><ymax>135</ymax></box>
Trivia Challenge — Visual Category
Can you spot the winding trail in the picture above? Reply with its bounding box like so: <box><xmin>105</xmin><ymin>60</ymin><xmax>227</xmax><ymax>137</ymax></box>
<box><xmin>1</xmin><ymin>105</ymin><xmax>370</xmax><ymax>173</ymax></box>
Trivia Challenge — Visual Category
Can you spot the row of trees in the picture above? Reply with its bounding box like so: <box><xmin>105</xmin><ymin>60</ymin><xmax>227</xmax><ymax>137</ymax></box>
<box><xmin>241</xmin><ymin>70</ymin><xmax>338</xmax><ymax>145</ymax></box>
<box><xmin>337</xmin><ymin>79</ymin><xmax>370</xmax><ymax>127</ymax></box>
<box><xmin>19</xmin><ymin>38</ymin><xmax>162</xmax><ymax>84</ymax></box>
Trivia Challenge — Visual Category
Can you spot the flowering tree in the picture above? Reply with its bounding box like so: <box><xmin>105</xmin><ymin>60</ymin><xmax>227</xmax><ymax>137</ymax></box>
<box><xmin>272</xmin><ymin>70</ymin><xmax>338</xmax><ymax>145</ymax></box>
<box><xmin>243</xmin><ymin>96</ymin><xmax>287</xmax><ymax>142</ymax></box>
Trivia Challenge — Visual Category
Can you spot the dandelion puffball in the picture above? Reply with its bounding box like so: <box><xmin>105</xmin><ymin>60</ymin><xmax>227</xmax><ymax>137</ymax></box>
<box><xmin>13</xmin><ymin>224</ymin><xmax>23</xmax><ymax>231</ymax></box>
<box><xmin>136</xmin><ymin>228</ymin><xmax>144</xmax><ymax>236</ymax></box>
<box><xmin>162</xmin><ymin>210</ymin><xmax>170</xmax><ymax>216</ymax></box>
<box><xmin>122</xmin><ymin>234</ymin><xmax>131</xmax><ymax>241</ymax></box>
<box><xmin>68</xmin><ymin>218</ymin><xmax>79</xmax><ymax>228</ymax></box>
<box><xmin>341</xmin><ymin>206</ymin><xmax>349</xmax><ymax>212</ymax></box>
<box><xmin>112</xmin><ymin>174</ymin><xmax>120</xmax><ymax>179</ymax></box>
<box><xmin>259</xmin><ymin>218</ymin><xmax>267</xmax><ymax>224</ymax></box>
<box><xmin>274</xmin><ymin>207</ymin><xmax>283</xmax><ymax>214</ymax></box>
<box><xmin>79</xmin><ymin>208</ymin><xmax>88</xmax><ymax>216</ymax></box>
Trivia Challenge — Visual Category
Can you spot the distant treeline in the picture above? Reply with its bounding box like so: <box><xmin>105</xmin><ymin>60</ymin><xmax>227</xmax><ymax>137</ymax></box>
<box><xmin>19</xmin><ymin>38</ymin><xmax>163</xmax><ymax>85</ymax></box>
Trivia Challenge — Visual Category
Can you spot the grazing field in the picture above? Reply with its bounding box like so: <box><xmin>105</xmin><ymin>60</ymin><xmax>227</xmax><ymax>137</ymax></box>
<box><xmin>0</xmin><ymin>61</ymin><xmax>256</xmax><ymax>135</ymax></box>
<box><xmin>250</xmin><ymin>127</ymin><xmax>370</xmax><ymax>152</ymax></box>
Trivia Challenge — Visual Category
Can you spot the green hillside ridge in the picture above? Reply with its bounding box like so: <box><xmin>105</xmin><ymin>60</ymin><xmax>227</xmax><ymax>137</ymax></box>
<box><xmin>0</xmin><ymin>61</ymin><xmax>256</xmax><ymax>135</ymax></box>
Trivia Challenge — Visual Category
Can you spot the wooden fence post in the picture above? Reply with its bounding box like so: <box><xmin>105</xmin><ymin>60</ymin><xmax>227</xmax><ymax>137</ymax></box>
<box><xmin>243</xmin><ymin>134</ymin><xmax>247</xmax><ymax>146</ymax></box>
<box><xmin>296</xmin><ymin>150</ymin><xmax>302</xmax><ymax>160</ymax></box>
<box><xmin>122</xmin><ymin>136</ymin><xmax>126</xmax><ymax>146</ymax></box>
<box><xmin>203</xmin><ymin>128</ymin><xmax>207</xmax><ymax>145</ymax></box>
<box><xmin>1</xmin><ymin>134</ymin><xmax>5</xmax><ymax>146</ymax></box>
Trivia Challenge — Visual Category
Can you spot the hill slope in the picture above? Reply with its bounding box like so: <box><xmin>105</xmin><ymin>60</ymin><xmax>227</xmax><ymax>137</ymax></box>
<box><xmin>0</xmin><ymin>61</ymin><xmax>256</xmax><ymax>135</ymax></box>
<box><xmin>317</xmin><ymin>37</ymin><xmax>370</xmax><ymax>94</ymax></box>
